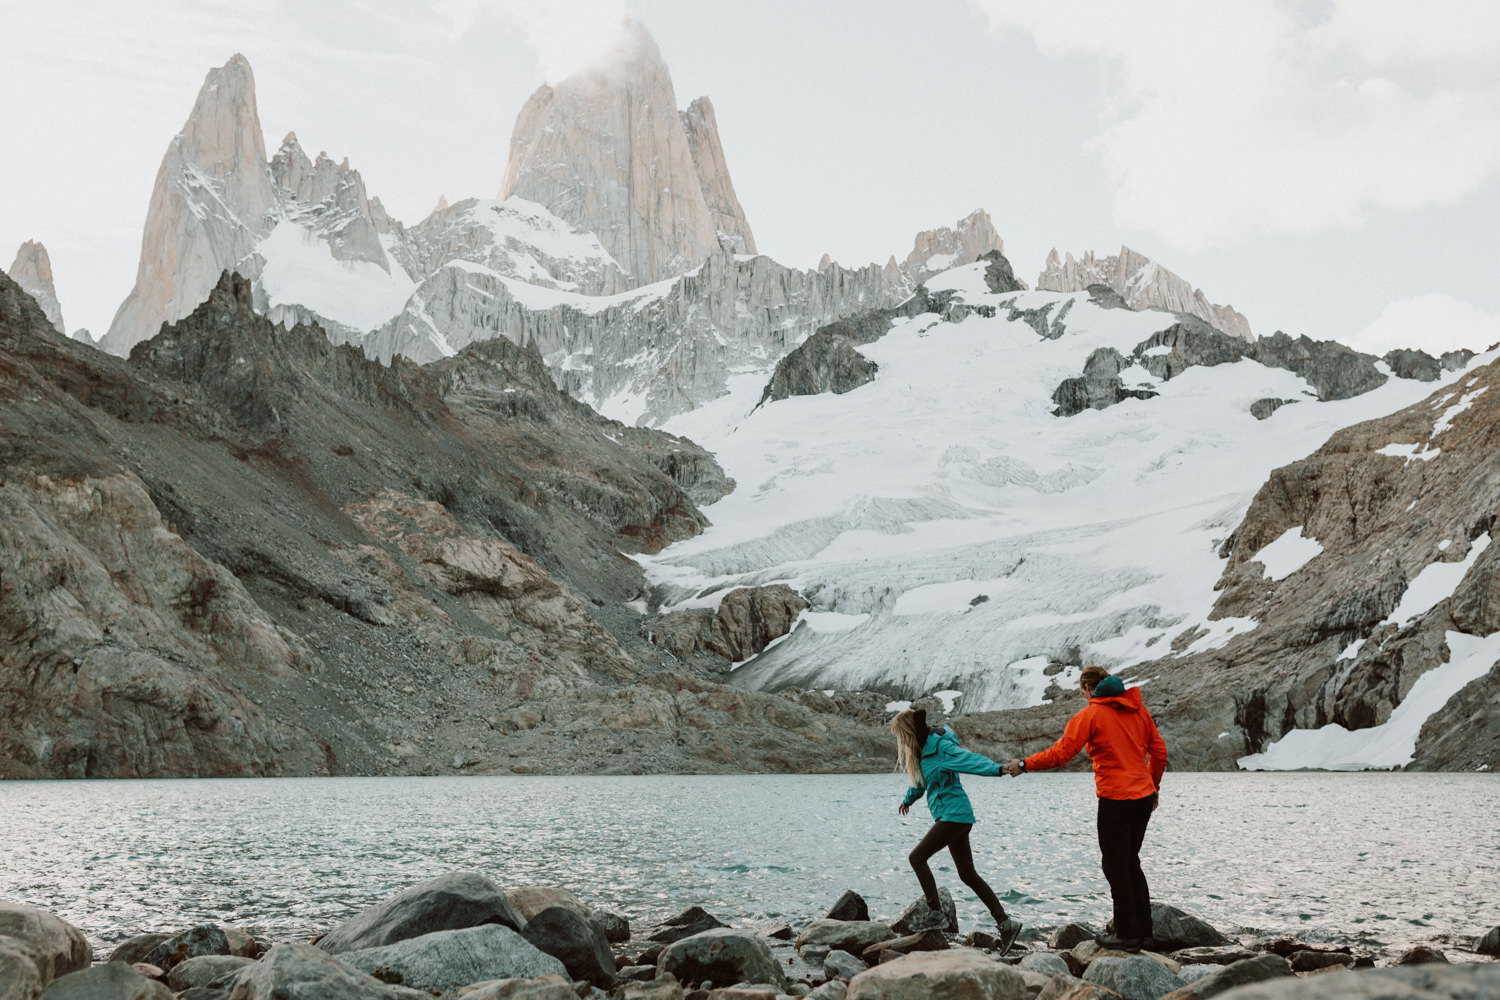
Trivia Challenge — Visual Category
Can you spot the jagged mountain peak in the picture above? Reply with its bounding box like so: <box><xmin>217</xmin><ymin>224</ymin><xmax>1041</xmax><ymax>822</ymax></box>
<box><xmin>7</xmin><ymin>240</ymin><xmax>65</xmax><ymax>335</ymax></box>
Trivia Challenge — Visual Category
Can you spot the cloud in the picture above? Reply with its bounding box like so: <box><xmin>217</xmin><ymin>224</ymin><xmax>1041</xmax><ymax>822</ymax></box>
<box><xmin>1348</xmin><ymin>293</ymin><xmax>1500</xmax><ymax>355</ymax></box>
<box><xmin>973</xmin><ymin>0</ymin><xmax>1500</xmax><ymax>250</ymax></box>
<box><xmin>499</xmin><ymin>0</ymin><xmax>635</xmax><ymax>83</ymax></box>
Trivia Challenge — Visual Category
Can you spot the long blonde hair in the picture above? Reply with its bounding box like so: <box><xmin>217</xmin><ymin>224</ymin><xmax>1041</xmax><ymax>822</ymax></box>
<box><xmin>891</xmin><ymin>709</ymin><xmax>925</xmax><ymax>787</ymax></box>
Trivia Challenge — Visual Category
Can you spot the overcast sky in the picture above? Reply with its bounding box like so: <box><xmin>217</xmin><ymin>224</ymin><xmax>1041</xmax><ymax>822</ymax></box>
<box><xmin>3</xmin><ymin>0</ymin><xmax>1498</xmax><ymax>355</ymax></box>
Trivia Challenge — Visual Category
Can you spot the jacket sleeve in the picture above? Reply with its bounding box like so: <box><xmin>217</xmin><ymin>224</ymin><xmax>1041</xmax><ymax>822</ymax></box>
<box><xmin>1144</xmin><ymin>708</ymin><xmax>1167</xmax><ymax>789</ymax></box>
<box><xmin>936</xmin><ymin>735</ymin><xmax>1002</xmax><ymax>777</ymax></box>
<box><xmin>901</xmin><ymin>783</ymin><xmax>926</xmax><ymax>808</ymax></box>
<box><xmin>1025</xmin><ymin>707</ymin><xmax>1093</xmax><ymax>772</ymax></box>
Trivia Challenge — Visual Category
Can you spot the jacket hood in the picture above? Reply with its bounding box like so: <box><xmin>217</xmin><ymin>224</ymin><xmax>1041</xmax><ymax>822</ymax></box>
<box><xmin>921</xmin><ymin>727</ymin><xmax>952</xmax><ymax>755</ymax></box>
<box><xmin>1093</xmin><ymin>684</ymin><xmax>1143</xmax><ymax>713</ymax></box>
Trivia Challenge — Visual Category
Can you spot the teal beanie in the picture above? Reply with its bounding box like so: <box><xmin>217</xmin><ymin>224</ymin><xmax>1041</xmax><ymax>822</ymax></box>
<box><xmin>1092</xmin><ymin>675</ymin><xmax>1126</xmax><ymax>698</ymax></box>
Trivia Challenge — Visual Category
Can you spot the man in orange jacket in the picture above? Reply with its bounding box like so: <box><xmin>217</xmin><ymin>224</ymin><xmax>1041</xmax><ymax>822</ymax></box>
<box><xmin>1005</xmin><ymin>665</ymin><xmax>1168</xmax><ymax>952</ymax></box>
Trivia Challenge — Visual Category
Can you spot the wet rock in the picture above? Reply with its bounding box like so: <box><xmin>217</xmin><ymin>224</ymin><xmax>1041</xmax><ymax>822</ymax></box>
<box><xmin>220</xmin><ymin>942</ymin><xmax>416</xmax><ymax>999</ymax></box>
<box><xmin>339</xmin><ymin>925</ymin><xmax>565</xmax><ymax>992</ymax></box>
<box><xmin>825</xmin><ymin>892</ymin><xmax>869</xmax><ymax>923</ymax></box>
<box><xmin>1288</xmin><ymin>950</ymin><xmax>1353</xmax><ymax>972</ymax></box>
<box><xmin>520</xmin><ymin>906</ymin><xmax>616</xmax><ymax>988</ymax></box>
<box><xmin>845</xmin><ymin>948</ymin><xmax>1024</xmax><ymax>999</ymax></box>
<box><xmin>1393</xmin><ymin>946</ymin><xmax>1447</xmax><ymax>965</ymax></box>
<box><xmin>594</xmin><ymin>910</ymin><xmax>630</xmax><ymax>944</ymax></box>
<box><xmin>618</xmin><ymin>966</ymin><xmax>659</xmax><ymax>982</ymax></box>
<box><xmin>505</xmin><ymin>887</ymin><xmax>592</xmax><ymax>923</ymax></box>
<box><xmin>141</xmin><ymin>925</ymin><xmax>230</xmax><ymax>972</ymax></box>
<box><xmin>105</xmin><ymin>935</ymin><xmax>171</xmax><ymax>967</ymax></box>
<box><xmin>1158</xmin><ymin>954</ymin><xmax>1291</xmax><ymax>999</ymax></box>
<box><xmin>0</xmin><ymin>937</ymin><xmax>44</xmax><ymax>1000</ymax></box>
<box><xmin>1047</xmin><ymin>924</ymin><xmax>1100</xmax><ymax>951</ymax></box>
<box><xmin>222</xmin><ymin>929</ymin><xmax>259</xmax><ymax>959</ymax></box>
<box><xmin>455</xmin><ymin>974</ymin><xmax>576</xmax><ymax>1000</ymax></box>
<box><xmin>1145</xmin><ymin>904</ymin><xmax>1228</xmax><ymax>951</ymax></box>
<box><xmin>1082</xmin><ymin>954</ymin><xmax>1185</xmax><ymax>1000</ymax></box>
<box><xmin>1478</xmin><ymin>925</ymin><xmax>1500</xmax><ymax>955</ymax></box>
<box><xmin>318</xmin><ymin>872</ymin><xmax>525</xmax><ymax>954</ymax></box>
<box><xmin>166</xmin><ymin>956</ymin><xmax>254</xmax><ymax>991</ymax></box>
<box><xmin>1168</xmin><ymin>946</ymin><xmax>1257</xmax><ymax>966</ymax></box>
<box><xmin>36</xmin><ymin>964</ymin><xmax>175</xmax><ymax>1000</ymax></box>
<box><xmin>657</xmin><ymin>929</ymin><xmax>787</xmax><ymax>992</ymax></box>
<box><xmin>616</xmin><ymin>978</ymin><xmax>685</xmax><ymax>1000</ymax></box>
<box><xmin>890</xmin><ymin>890</ymin><xmax>957</xmax><ymax>936</ymax></box>
<box><xmin>0</xmin><ymin>904</ymin><xmax>91</xmax><ymax>989</ymax></box>
<box><xmin>796</xmin><ymin>922</ymin><xmax>895</xmax><ymax>955</ymax></box>
<box><xmin>861</xmin><ymin>930</ymin><xmax>946</xmax><ymax>963</ymax></box>
<box><xmin>806</xmin><ymin>981</ymin><xmax>848</xmax><ymax>1000</ymax></box>
<box><xmin>1034</xmin><ymin>975</ymin><xmax>1117</xmax><ymax>1000</ymax></box>
<box><xmin>646</xmin><ymin>908</ymin><xmax>728</xmax><ymax>946</ymax></box>
<box><xmin>1019</xmin><ymin>953</ymin><xmax>1070</xmax><ymax>978</ymax></box>
<box><xmin>704</xmin><ymin>989</ymin><xmax>775</xmax><ymax>1000</ymax></box>
<box><xmin>1180</xmin><ymin>963</ymin><xmax>1500</xmax><ymax>999</ymax></box>
<box><xmin>824</xmin><ymin>950</ymin><xmax>868</xmax><ymax>980</ymax></box>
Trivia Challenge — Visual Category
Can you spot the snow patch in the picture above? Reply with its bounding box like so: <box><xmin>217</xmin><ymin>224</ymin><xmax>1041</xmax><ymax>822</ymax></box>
<box><xmin>1384</xmin><ymin>534</ymin><xmax>1492</xmax><ymax>627</ymax></box>
<box><xmin>259</xmin><ymin>220</ymin><xmax>415</xmax><ymax>332</ymax></box>
<box><xmin>1433</xmin><ymin>385</ymin><xmax>1487</xmax><ymax>436</ymax></box>
<box><xmin>802</xmin><ymin>611</ymin><xmax>871</xmax><ymax>634</ymax></box>
<box><xmin>1252</xmin><ymin>527</ymin><xmax>1322</xmax><ymax>581</ymax></box>
<box><xmin>1376</xmin><ymin>442</ymin><xmax>1440</xmax><ymax>462</ymax></box>
<box><xmin>933</xmin><ymin>690</ymin><xmax>962</xmax><ymax>713</ymax></box>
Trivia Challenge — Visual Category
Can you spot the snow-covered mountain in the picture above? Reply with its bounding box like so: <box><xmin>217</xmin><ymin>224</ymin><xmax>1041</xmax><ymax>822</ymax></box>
<box><xmin>639</xmin><ymin>259</ymin><xmax>1483</xmax><ymax>766</ymax></box>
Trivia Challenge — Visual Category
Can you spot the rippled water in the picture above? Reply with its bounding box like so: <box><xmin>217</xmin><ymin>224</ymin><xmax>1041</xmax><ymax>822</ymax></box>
<box><xmin>2</xmin><ymin>773</ymin><xmax>1495</xmax><ymax>957</ymax></box>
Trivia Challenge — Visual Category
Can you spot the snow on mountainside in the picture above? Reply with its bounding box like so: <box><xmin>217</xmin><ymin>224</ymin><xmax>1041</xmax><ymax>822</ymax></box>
<box><xmin>642</xmin><ymin>260</ymin><xmax>1480</xmax><ymax>729</ymax></box>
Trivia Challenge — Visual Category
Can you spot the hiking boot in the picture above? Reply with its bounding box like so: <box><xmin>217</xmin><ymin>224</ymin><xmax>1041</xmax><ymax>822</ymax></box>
<box><xmin>995</xmin><ymin>916</ymin><xmax>1024</xmax><ymax>953</ymax></box>
<box><xmin>1095</xmin><ymin>933</ymin><xmax>1142</xmax><ymax>952</ymax></box>
<box><xmin>906</xmin><ymin>906</ymin><xmax>950</xmax><ymax>932</ymax></box>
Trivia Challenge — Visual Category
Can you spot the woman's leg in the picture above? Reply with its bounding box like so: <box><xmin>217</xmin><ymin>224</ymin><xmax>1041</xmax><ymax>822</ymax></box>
<box><xmin>1124</xmin><ymin>797</ymin><xmax>1154</xmax><ymax>939</ymax></box>
<box><xmin>945</xmin><ymin>825</ymin><xmax>1008</xmax><ymax>920</ymax></box>
<box><xmin>1097</xmin><ymin>797</ymin><xmax>1139</xmax><ymax>938</ymax></box>
<box><xmin>909</xmin><ymin>821</ymin><xmax>964</xmax><ymax>909</ymax></box>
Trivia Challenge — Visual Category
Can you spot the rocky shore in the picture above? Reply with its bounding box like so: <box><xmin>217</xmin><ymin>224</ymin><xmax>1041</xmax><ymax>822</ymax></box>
<box><xmin>5</xmin><ymin>873</ymin><xmax>1498</xmax><ymax>1000</ymax></box>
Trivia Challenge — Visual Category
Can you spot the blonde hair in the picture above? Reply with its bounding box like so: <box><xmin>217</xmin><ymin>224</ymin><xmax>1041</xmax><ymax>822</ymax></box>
<box><xmin>891</xmin><ymin>710</ymin><xmax>925</xmax><ymax>787</ymax></box>
<box><xmin>1080</xmin><ymin>664</ymin><xmax>1110</xmax><ymax>693</ymax></box>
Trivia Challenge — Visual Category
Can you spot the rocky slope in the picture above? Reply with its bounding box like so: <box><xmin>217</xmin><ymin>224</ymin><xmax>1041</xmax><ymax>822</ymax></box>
<box><xmin>1037</xmin><ymin>245</ymin><xmax>1253</xmax><ymax>342</ymax></box>
<box><xmin>0</xmin><ymin>271</ymin><xmax>895</xmax><ymax>778</ymax></box>
<box><xmin>7</xmin><ymin>240</ymin><xmax>65</xmax><ymax>335</ymax></box>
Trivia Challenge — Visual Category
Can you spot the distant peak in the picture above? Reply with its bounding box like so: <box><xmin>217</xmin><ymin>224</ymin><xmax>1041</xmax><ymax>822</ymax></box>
<box><xmin>556</xmin><ymin>17</ymin><xmax>668</xmax><ymax>85</ymax></box>
<box><xmin>433</xmin><ymin>194</ymin><xmax>450</xmax><ymax>214</ymax></box>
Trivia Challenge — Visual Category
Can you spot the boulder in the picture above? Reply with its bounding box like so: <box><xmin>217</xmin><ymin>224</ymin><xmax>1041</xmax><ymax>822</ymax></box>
<box><xmin>646</xmin><ymin>907</ymin><xmax>727</xmax><ymax>946</ymax></box>
<box><xmin>1167</xmin><ymin>947</ymin><xmax>1257</xmax><ymax>966</ymax></box>
<box><xmin>594</xmin><ymin>910</ymin><xmax>631</xmax><ymax>944</ymax></box>
<box><xmin>1082</xmin><ymin>955</ymin><xmax>1185</xmax><ymax>1000</ymax></box>
<box><xmin>704</xmin><ymin>990</ymin><xmax>775</xmax><ymax>1000</ymax></box>
<box><xmin>618</xmin><ymin>966</ymin><xmax>659</xmax><ymax>982</ymax></box>
<box><xmin>519</xmin><ymin>906</ymin><xmax>616</xmax><ymax>988</ymax></box>
<box><xmin>455</xmin><ymin>974</ymin><xmax>576</xmax><ymax>1000</ymax></box>
<box><xmin>126</xmin><ymin>967</ymin><xmax>161</xmax><ymax>983</ymax></box>
<box><xmin>807</xmin><ymin>981</ymin><xmax>849</xmax><ymax>1000</ymax></box>
<box><xmin>504</xmin><ymin>887</ymin><xmax>592</xmax><ymax>923</ymax></box>
<box><xmin>616</xmin><ymin>978</ymin><xmax>685</xmax><ymax>1000</ymax></box>
<box><xmin>318</xmin><ymin>872</ymin><xmax>525</xmax><ymax>955</ymax></box>
<box><xmin>0</xmin><ymin>937</ymin><xmax>44</xmax><ymax>1000</ymax></box>
<box><xmin>657</xmin><ymin>929</ymin><xmax>787</xmax><ymax>991</ymax></box>
<box><xmin>339</xmin><ymin>925</ymin><xmax>565</xmax><ymax>993</ymax></box>
<box><xmin>1158</xmin><ymin>954</ymin><xmax>1292</xmax><ymax>999</ymax></box>
<box><xmin>846</xmin><ymin>948</ymin><xmax>1025</xmax><ymax>999</ymax></box>
<box><xmin>1172</xmin><ymin>963</ymin><xmax>1500</xmax><ymax>999</ymax></box>
<box><xmin>1478</xmin><ymin>925</ymin><xmax>1500</xmax><ymax>956</ymax></box>
<box><xmin>1144</xmin><ymin>905</ymin><xmax>1227</xmax><ymax>951</ymax></box>
<box><xmin>220</xmin><ymin>942</ymin><xmax>418</xmax><ymax>999</ymax></box>
<box><xmin>1288</xmin><ymin>950</ymin><xmax>1353</xmax><ymax>973</ymax></box>
<box><xmin>36</xmin><ymin>964</ymin><xmax>174</xmax><ymax>1000</ymax></box>
<box><xmin>1033</xmin><ymin>976</ymin><xmax>1118</xmax><ymax>1000</ymax></box>
<box><xmin>1393</xmin><ymin>946</ymin><xmax>1447</xmax><ymax>965</ymax></box>
<box><xmin>0</xmin><ymin>903</ymin><xmax>93</xmax><ymax>984</ymax></box>
<box><xmin>105</xmin><ymin>936</ymin><xmax>170</xmax><ymax>967</ymax></box>
<box><xmin>891</xmin><ymin>890</ymin><xmax>956</xmax><ymax>936</ymax></box>
<box><xmin>861</xmin><ymin>931</ymin><xmax>946</xmax><ymax>963</ymax></box>
<box><xmin>796</xmin><ymin>921</ymin><xmax>896</xmax><ymax>955</ymax></box>
<box><xmin>166</xmin><ymin>956</ymin><xmax>254</xmax><ymax>991</ymax></box>
<box><xmin>1018</xmin><ymin>953</ymin><xmax>1070</xmax><ymax>978</ymax></box>
<box><xmin>140</xmin><ymin>925</ymin><xmax>230</xmax><ymax>971</ymax></box>
<box><xmin>1048</xmin><ymin>925</ymin><xmax>1100</xmax><ymax>951</ymax></box>
<box><xmin>825</xmin><ymin>892</ymin><xmax>870</xmax><ymax>923</ymax></box>
<box><xmin>222</xmin><ymin>929</ymin><xmax>259</xmax><ymax>959</ymax></box>
<box><xmin>824</xmin><ymin>950</ymin><xmax>868</xmax><ymax>980</ymax></box>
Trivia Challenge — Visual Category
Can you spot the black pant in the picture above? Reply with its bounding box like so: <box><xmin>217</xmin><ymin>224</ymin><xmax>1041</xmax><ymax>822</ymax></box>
<box><xmin>909</xmin><ymin>820</ymin><xmax>1007</xmax><ymax>919</ymax></box>
<box><xmin>1097</xmin><ymin>795</ymin><xmax>1154</xmax><ymax>939</ymax></box>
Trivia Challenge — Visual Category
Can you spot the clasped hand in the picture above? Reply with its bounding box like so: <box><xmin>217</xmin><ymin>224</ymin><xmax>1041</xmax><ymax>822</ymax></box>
<box><xmin>1003</xmin><ymin>759</ymin><xmax>1024</xmax><ymax>777</ymax></box>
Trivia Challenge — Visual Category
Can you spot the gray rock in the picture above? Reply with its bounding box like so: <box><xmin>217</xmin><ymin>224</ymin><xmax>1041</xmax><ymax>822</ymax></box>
<box><xmin>981</xmin><ymin>250</ymin><xmax>1026</xmax><ymax>295</ymax></box>
<box><xmin>1178</xmin><ymin>963</ymin><xmax>1500</xmax><ymax>999</ymax></box>
<box><xmin>318</xmin><ymin>872</ymin><xmax>525</xmax><ymax>955</ymax></box>
<box><xmin>1288</xmin><ymin>950</ymin><xmax>1353</xmax><ymax>972</ymax></box>
<box><xmin>1478</xmin><ymin>925</ymin><xmax>1500</xmax><ymax>956</ymax></box>
<box><xmin>759</xmin><ymin>316</ymin><xmax>885</xmax><ymax>405</ymax></box>
<box><xmin>825</xmin><ymin>892</ymin><xmax>869</xmax><ymax>923</ymax></box>
<box><xmin>615</xmin><ymin>978</ymin><xmax>686</xmax><ymax>1000</ymax></box>
<box><xmin>219</xmin><ymin>942</ymin><xmax>416</xmax><ymax>999</ymax></box>
<box><xmin>1005</xmin><ymin>299</ymin><xmax>1073</xmax><ymax>340</ymax></box>
<box><xmin>1167</xmin><ymin>947</ymin><xmax>1258</xmax><ymax>967</ymax></box>
<box><xmin>657</xmin><ymin>929</ymin><xmax>788</xmax><ymax>991</ymax></box>
<box><xmin>1134</xmin><ymin>320</ymin><xmax>1252</xmax><ymax>381</ymax></box>
<box><xmin>1249</xmin><ymin>398</ymin><xmax>1297</xmax><ymax>420</ymax></box>
<box><xmin>37</xmin><ymin>964</ymin><xmax>175</xmax><ymax>1000</ymax></box>
<box><xmin>593</xmin><ymin>910</ymin><xmax>630</xmax><ymax>944</ymax></box>
<box><xmin>618</xmin><ymin>966</ymin><xmax>659</xmax><ymax>982</ymax></box>
<box><xmin>167</xmin><ymin>955</ymin><xmax>254</xmax><ymax>991</ymax></box>
<box><xmin>105</xmin><ymin>935</ymin><xmax>171</xmax><ymax>967</ymax></box>
<box><xmin>455</xmin><ymin>974</ymin><xmax>576</xmax><ymax>1000</ymax></box>
<box><xmin>0</xmin><ymin>903</ymin><xmax>93</xmax><ymax>986</ymax></box>
<box><xmin>1019</xmin><ymin>953</ymin><xmax>1071</xmax><ymax>978</ymax></box>
<box><xmin>0</xmin><ymin>936</ymin><xmax>44</xmax><ymax>1000</ymax></box>
<box><xmin>1053</xmin><ymin>347</ymin><xmax>1157</xmax><ymax>416</ymax></box>
<box><xmin>503</xmin><ymin>887</ymin><xmax>593</xmax><ymax>924</ymax></box>
<box><xmin>1086</xmin><ymin>284</ymin><xmax>1131</xmax><ymax>310</ymax></box>
<box><xmin>1157</xmin><ymin>954</ymin><xmax>1291</xmax><ymax>999</ymax></box>
<box><xmin>1441</xmin><ymin>349</ymin><xmax>1475</xmax><ymax>372</ymax></box>
<box><xmin>1250</xmin><ymin>331</ymin><xmax>1387</xmax><ymax>401</ymax></box>
<box><xmin>1145</xmin><ymin>905</ymin><xmax>1228</xmax><ymax>950</ymax></box>
<box><xmin>823</xmin><ymin>949</ymin><xmax>868</xmax><ymax>980</ymax></box>
<box><xmin>1034</xmin><ymin>974</ymin><xmax>1118</xmax><ymax>1000</ymax></box>
<box><xmin>141</xmin><ymin>924</ymin><xmax>230</xmax><ymax>972</ymax></box>
<box><xmin>846</xmin><ymin>948</ymin><xmax>1025</xmax><ymax>999</ymax></box>
<box><xmin>646</xmin><ymin>907</ymin><xmax>728</xmax><ymax>946</ymax></box>
<box><xmin>891</xmin><ymin>889</ymin><xmax>957</xmax><ymax>936</ymax></box>
<box><xmin>520</xmin><ymin>906</ymin><xmax>616</xmax><ymax>988</ymax></box>
<box><xmin>796</xmin><ymin>921</ymin><xmax>895</xmax><ymax>955</ymax></box>
<box><xmin>806</xmin><ymin>980</ymin><xmax>848</xmax><ymax>1000</ymax></box>
<box><xmin>1176</xmin><ymin>966</ymin><xmax>1219</xmax><ymax>984</ymax></box>
<box><xmin>1082</xmin><ymin>955</ymin><xmax>1185</xmax><ymax>1000</ymax></box>
<box><xmin>1382</xmin><ymin>349</ymin><xmax>1442</xmax><ymax>382</ymax></box>
<box><xmin>1393</xmin><ymin>946</ymin><xmax>1447</xmax><ymax>965</ymax></box>
<box><xmin>339</xmin><ymin>924</ymin><xmax>565</xmax><ymax>992</ymax></box>
<box><xmin>1048</xmin><ymin>924</ymin><xmax>1101</xmax><ymax>951</ymax></box>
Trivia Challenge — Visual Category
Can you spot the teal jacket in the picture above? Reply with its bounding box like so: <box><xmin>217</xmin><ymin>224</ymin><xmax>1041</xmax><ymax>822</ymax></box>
<box><xmin>900</xmin><ymin>727</ymin><xmax>1002</xmax><ymax>823</ymax></box>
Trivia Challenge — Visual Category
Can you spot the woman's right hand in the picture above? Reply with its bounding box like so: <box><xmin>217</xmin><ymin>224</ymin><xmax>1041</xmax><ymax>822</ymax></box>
<box><xmin>898</xmin><ymin>803</ymin><xmax>910</xmax><ymax>816</ymax></box>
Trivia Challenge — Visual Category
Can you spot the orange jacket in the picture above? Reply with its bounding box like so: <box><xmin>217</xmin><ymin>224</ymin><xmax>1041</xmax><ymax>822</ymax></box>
<box><xmin>1024</xmin><ymin>686</ymin><xmax>1167</xmax><ymax>799</ymax></box>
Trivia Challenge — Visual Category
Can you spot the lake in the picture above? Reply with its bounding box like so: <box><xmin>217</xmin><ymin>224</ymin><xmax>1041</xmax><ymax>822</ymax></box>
<box><xmin>2</xmin><ymin>772</ymin><xmax>1495</xmax><ymax>958</ymax></box>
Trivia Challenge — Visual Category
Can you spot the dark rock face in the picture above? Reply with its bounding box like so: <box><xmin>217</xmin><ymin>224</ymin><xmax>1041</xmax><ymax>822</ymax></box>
<box><xmin>981</xmin><ymin>249</ymin><xmax>1025</xmax><ymax>294</ymax></box>
<box><xmin>1383</xmin><ymin>348</ymin><xmax>1442</xmax><ymax>382</ymax></box>
<box><xmin>1146</xmin><ymin>904</ymin><xmax>1230</xmax><ymax>950</ymax></box>
<box><xmin>141</xmin><ymin>925</ymin><xmax>230</xmax><ymax>972</ymax></box>
<box><xmin>1250</xmin><ymin>398</ymin><xmax>1298</xmax><ymax>421</ymax></box>
<box><xmin>1053</xmin><ymin>348</ymin><xmax>1158</xmax><ymax>416</ymax></box>
<box><xmin>643</xmin><ymin>907</ymin><xmax>726</xmax><ymax>946</ymax></box>
<box><xmin>825</xmin><ymin>891</ymin><xmax>869</xmax><ymax>923</ymax></box>
<box><xmin>648</xmin><ymin>585</ymin><xmax>809</xmax><ymax>666</ymax></box>
<box><xmin>1250</xmin><ymin>331</ymin><xmax>1387</xmax><ymax>401</ymax></box>
<box><xmin>520</xmin><ymin>906</ymin><xmax>616</xmax><ymax>988</ymax></box>
<box><xmin>1135</xmin><ymin>319</ymin><xmax>1252</xmax><ymax>381</ymax></box>
<box><xmin>759</xmin><ymin>310</ymin><xmax>889</xmax><ymax>405</ymax></box>
<box><xmin>318</xmin><ymin>873</ymin><xmax>525</xmax><ymax>955</ymax></box>
<box><xmin>1006</xmin><ymin>298</ymin><xmax>1074</xmax><ymax>340</ymax></box>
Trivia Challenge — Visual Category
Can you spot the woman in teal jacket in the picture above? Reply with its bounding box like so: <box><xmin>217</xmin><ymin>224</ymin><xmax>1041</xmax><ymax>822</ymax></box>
<box><xmin>892</xmin><ymin>708</ymin><xmax>1023</xmax><ymax>950</ymax></box>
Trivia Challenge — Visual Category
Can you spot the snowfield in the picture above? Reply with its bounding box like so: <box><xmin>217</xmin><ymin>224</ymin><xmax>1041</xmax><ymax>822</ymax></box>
<box><xmin>642</xmin><ymin>261</ymin><xmax>1482</xmax><ymax>726</ymax></box>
